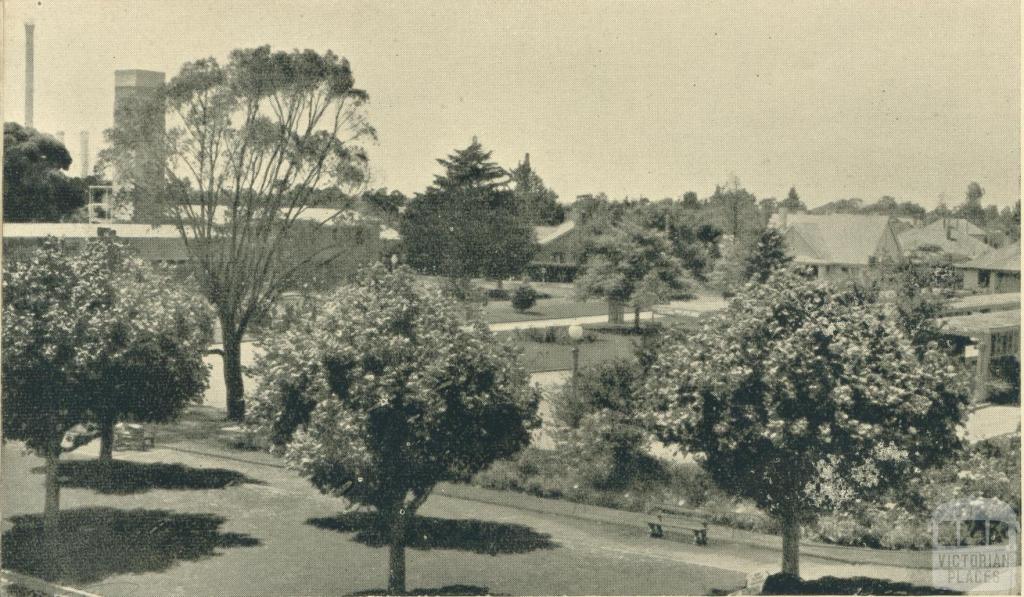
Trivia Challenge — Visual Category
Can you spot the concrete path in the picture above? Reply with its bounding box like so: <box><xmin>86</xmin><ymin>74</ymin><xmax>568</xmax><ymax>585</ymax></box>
<box><xmin>10</xmin><ymin>439</ymin><xmax>952</xmax><ymax>594</ymax></box>
<box><xmin>488</xmin><ymin>312</ymin><xmax>656</xmax><ymax>332</ymax></box>
<box><xmin>962</xmin><ymin>405</ymin><xmax>1021</xmax><ymax>443</ymax></box>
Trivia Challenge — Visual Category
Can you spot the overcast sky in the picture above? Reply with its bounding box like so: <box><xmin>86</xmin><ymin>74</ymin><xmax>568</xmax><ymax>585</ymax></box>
<box><xmin>4</xmin><ymin>0</ymin><xmax>1020</xmax><ymax>208</ymax></box>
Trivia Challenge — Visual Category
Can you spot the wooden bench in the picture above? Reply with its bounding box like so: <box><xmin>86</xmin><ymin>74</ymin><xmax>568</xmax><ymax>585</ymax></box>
<box><xmin>114</xmin><ymin>423</ymin><xmax>156</xmax><ymax>451</ymax></box>
<box><xmin>646</xmin><ymin>504</ymin><xmax>709</xmax><ymax>546</ymax></box>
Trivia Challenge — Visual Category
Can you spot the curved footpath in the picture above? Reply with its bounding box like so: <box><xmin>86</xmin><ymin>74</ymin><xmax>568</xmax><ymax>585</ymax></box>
<box><xmin>4</xmin><ymin>437</ymin><xmax>951</xmax><ymax>595</ymax></box>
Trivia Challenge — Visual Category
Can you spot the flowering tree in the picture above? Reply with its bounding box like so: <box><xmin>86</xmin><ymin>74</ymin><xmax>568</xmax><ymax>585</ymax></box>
<box><xmin>2</xmin><ymin>239</ymin><xmax>211</xmax><ymax>537</ymax></box>
<box><xmin>249</xmin><ymin>266</ymin><xmax>540</xmax><ymax>594</ymax></box>
<box><xmin>643</xmin><ymin>272</ymin><xmax>968</xmax><ymax>576</ymax></box>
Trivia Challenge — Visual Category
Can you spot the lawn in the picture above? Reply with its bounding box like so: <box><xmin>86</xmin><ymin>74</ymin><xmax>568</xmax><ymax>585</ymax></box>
<box><xmin>501</xmin><ymin>329</ymin><xmax>642</xmax><ymax>373</ymax></box>
<box><xmin>483</xmin><ymin>296</ymin><xmax>608</xmax><ymax>324</ymax></box>
<box><xmin>413</xmin><ymin>276</ymin><xmax>609</xmax><ymax>325</ymax></box>
<box><xmin>1</xmin><ymin>444</ymin><xmax>746</xmax><ymax>596</ymax></box>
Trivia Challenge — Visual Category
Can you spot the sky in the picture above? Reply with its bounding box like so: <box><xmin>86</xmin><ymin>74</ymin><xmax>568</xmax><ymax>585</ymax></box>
<box><xmin>3</xmin><ymin>0</ymin><xmax>1021</xmax><ymax>209</ymax></box>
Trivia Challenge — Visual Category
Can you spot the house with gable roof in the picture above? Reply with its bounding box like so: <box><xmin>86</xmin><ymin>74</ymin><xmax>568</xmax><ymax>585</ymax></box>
<box><xmin>770</xmin><ymin>212</ymin><xmax>904</xmax><ymax>282</ymax></box>
<box><xmin>527</xmin><ymin>219</ymin><xmax>582</xmax><ymax>282</ymax></box>
<box><xmin>956</xmin><ymin>242</ymin><xmax>1021</xmax><ymax>294</ymax></box>
<box><xmin>898</xmin><ymin>221</ymin><xmax>991</xmax><ymax>262</ymax></box>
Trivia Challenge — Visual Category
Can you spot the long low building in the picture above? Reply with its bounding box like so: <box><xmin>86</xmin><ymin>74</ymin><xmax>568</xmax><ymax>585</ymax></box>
<box><xmin>2</xmin><ymin>222</ymin><xmax>189</xmax><ymax>264</ymax></box>
<box><xmin>938</xmin><ymin>308</ymin><xmax>1020</xmax><ymax>403</ymax></box>
<box><xmin>955</xmin><ymin>241</ymin><xmax>1021</xmax><ymax>294</ymax></box>
<box><xmin>2</xmin><ymin>217</ymin><xmax>396</xmax><ymax>285</ymax></box>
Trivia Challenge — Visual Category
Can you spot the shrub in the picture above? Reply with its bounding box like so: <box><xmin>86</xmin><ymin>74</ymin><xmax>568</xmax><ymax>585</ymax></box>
<box><xmin>988</xmin><ymin>356</ymin><xmax>1020</xmax><ymax>405</ymax></box>
<box><xmin>485</xmin><ymin>287</ymin><xmax>511</xmax><ymax>301</ymax></box>
<box><xmin>511</xmin><ymin>285</ymin><xmax>538</xmax><ymax>312</ymax></box>
<box><xmin>515</xmin><ymin>326</ymin><xmax>595</xmax><ymax>345</ymax></box>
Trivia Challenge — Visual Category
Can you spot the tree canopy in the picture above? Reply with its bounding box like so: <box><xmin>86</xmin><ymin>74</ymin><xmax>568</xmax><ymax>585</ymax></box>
<box><xmin>3</xmin><ymin>238</ymin><xmax>211</xmax><ymax>532</ymax></box>
<box><xmin>3</xmin><ymin>122</ymin><xmax>90</xmax><ymax>222</ymax></box>
<box><xmin>744</xmin><ymin>227</ymin><xmax>793</xmax><ymax>282</ymax></box>
<box><xmin>576</xmin><ymin>222</ymin><xmax>693</xmax><ymax>328</ymax></box>
<box><xmin>100</xmin><ymin>45</ymin><xmax>378</xmax><ymax>420</ymax></box>
<box><xmin>509</xmin><ymin>154</ymin><xmax>565</xmax><ymax>225</ymax></box>
<box><xmin>249</xmin><ymin>265</ymin><xmax>539</xmax><ymax>594</ymax></box>
<box><xmin>643</xmin><ymin>272</ymin><xmax>968</xmax><ymax>576</ymax></box>
<box><xmin>707</xmin><ymin>177</ymin><xmax>760</xmax><ymax>242</ymax></box>
<box><xmin>401</xmin><ymin>138</ymin><xmax>536</xmax><ymax>282</ymax></box>
<box><xmin>780</xmin><ymin>186</ymin><xmax>806</xmax><ymax>212</ymax></box>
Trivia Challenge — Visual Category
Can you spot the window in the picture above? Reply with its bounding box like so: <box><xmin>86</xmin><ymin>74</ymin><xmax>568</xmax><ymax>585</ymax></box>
<box><xmin>978</xmin><ymin>270</ymin><xmax>991</xmax><ymax>287</ymax></box>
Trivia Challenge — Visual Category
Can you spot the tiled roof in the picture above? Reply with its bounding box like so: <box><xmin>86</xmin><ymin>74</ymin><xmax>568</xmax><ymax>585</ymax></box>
<box><xmin>938</xmin><ymin>309</ymin><xmax>1020</xmax><ymax>336</ymax></box>
<box><xmin>782</xmin><ymin>214</ymin><xmax>896</xmax><ymax>266</ymax></box>
<box><xmin>898</xmin><ymin>225</ymin><xmax>990</xmax><ymax>260</ymax></box>
<box><xmin>945</xmin><ymin>292</ymin><xmax>1020</xmax><ymax>315</ymax></box>
<box><xmin>955</xmin><ymin>242</ymin><xmax>1021</xmax><ymax>272</ymax></box>
<box><xmin>535</xmin><ymin>220</ymin><xmax>576</xmax><ymax>245</ymax></box>
<box><xmin>181</xmin><ymin>205</ymin><xmax>365</xmax><ymax>226</ymax></box>
<box><xmin>923</xmin><ymin>218</ymin><xmax>988</xmax><ymax>237</ymax></box>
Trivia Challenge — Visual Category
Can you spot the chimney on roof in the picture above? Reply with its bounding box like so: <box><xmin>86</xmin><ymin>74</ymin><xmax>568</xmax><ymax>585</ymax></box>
<box><xmin>24</xmin><ymin>21</ymin><xmax>34</xmax><ymax>128</ymax></box>
<box><xmin>524</xmin><ymin>153</ymin><xmax>530</xmax><ymax>168</ymax></box>
<box><xmin>79</xmin><ymin>131</ymin><xmax>90</xmax><ymax>177</ymax></box>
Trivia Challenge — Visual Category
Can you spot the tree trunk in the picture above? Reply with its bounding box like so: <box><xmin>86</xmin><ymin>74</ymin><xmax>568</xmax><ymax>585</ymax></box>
<box><xmin>44</xmin><ymin>444</ymin><xmax>61</xmax><ymax>541</ymax></box>
<box><xmin>780</xmin><ymin>513</ymin><xmax>801</xmax><ymax>577</ymax></box>
<box><xmin>223</xmin><ymin>333</ymin><xmax>246</xmax><ymax>422</ymax></box>
<box><xmin>98</xmin><ymin>417</ymin><xmax>115</xmax><ymax>461</ymax></box>
<box><xmin>608</xmin><ymin>300</ymin><xmax>624</xmax><ymax>324</ymax></box>
<box><xmin>496</xmin><ymin>278</ymin><xmax>503</xmax><ymax>292</ymax></box>
<box><xmin>387</xmin><ymin>505</ymin><xmax>408</xmax><ymax>595</ymax></box>
<box><xmin>634</xmin><ymin>306</ymin><xmax>641</xmax><ymax>331</ymax></box>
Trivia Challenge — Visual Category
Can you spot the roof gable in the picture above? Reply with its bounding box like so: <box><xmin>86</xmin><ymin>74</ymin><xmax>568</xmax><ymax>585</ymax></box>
<box><xmin>923</xmin><ymin>218</ymin><xmax>987</xmax><ymax>237</ymax></box>
<box><xmin>899</xmin><ymin>225</ymin><xmax>991</xmax><ymax>260</ymax></box>
<box><xmin>782</xmin><ymin>214</ymin><xmax>896</xmax><ymax>265</ymax></box>
<box><xmin>534</xmin><ymin>220</ymin><xmax>576</xmax><ymax>245</ymax></box>
<box><xmin>956</xmin><ymin>242</ymin><xmax>1021</xmax><ymax>272</ymax></box>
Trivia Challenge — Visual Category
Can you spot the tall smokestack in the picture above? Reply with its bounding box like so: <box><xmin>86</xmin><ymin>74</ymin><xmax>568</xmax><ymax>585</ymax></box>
<box><xmin>24</xmin><ymin>21</ymin><xmax>34</xmax><ymax>128</ymax></box>
<box><xmin>79</xmin><ymin>131</ymin><xmax>90</xmax><ymax>177</ymax></box>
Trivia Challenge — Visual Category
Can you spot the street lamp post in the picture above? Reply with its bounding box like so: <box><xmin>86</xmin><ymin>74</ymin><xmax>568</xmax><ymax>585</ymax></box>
<box><xmin>568</xmin><ymin>324</ymin><xmax>584</xmax><ymax>401</ymax></box>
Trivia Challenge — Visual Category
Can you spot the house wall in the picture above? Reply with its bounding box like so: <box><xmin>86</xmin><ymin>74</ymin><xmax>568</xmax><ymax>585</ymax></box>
<box><xmin>960</xmin><ymin>268</ymin><xmax>1021</xmax><ymax>294</ymax></box>
<box><xmin>816</xmin><ymin>264</ymin><xmax>866</xmax><ymax>283</ymax></box>
<box><xmin>993</xmin><ymin>271</ymin><xmax>1021</xmax><ymax>293</ymax></box>
<box><xmin>962</xmin><ymin>269</ymin><xmax>983</xmax><ymax>290</ymax></box>
<box><xmin>876</xmin><ymin>224</ymin><xmax>904</xmax><ymax>262</ymax></box>
<box><xmin>530</xmin><ymin>226</ymin><xmax>583</xmax><ymax>282</ymax></box>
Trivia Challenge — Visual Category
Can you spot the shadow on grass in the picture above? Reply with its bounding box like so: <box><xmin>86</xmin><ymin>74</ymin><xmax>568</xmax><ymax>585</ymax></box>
<box><xmin>2</xmin><ymin>507</ymin><xmax>260</xmax><ymax>585</ymax></box>
<box><xmin>348</xmin><ymin>584</ymin><xmax>505</xmax><ymax>596</ymax></box>
<box><xmin>762</xmin><ymin>573</ymin><xmax>961</xmax><ymax>595</ymax></box>
<box><xmin>30</xmin><ymin>459</ymin><xmax>260</xmax><ymax>494</ymax></box>
<box><xmin>308</xmin><ymin>512</ymin><xmax>558</xmax><ymax>555</ymax></box>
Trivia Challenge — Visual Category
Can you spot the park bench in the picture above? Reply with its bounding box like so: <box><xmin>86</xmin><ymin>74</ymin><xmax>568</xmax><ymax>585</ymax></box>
<box><xmin>646</xmin><ymin>503</ymin><xmax>709</xmax><ymax>546</ymax></box>
<box><xmin>114</xmin><ymin>423</ymin><xmax>156</xmax><ymax>451</ymax></box>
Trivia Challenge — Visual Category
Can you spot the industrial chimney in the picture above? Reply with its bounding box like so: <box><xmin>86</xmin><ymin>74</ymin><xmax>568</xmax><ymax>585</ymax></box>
<box><xmin>24</xmin><ymin>21</ymin><xmax>34</xmax><ymax>128</ymax></box>
<box><xmin>79</xmin><ymin>131</ymin><xmax>90</xmax><ymax>177</ymax></box>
